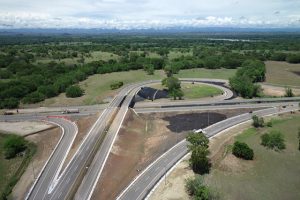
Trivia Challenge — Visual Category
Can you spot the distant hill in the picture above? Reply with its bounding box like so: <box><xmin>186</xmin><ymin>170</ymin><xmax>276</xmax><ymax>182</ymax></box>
<box><xmin>0</xmin><ymin>27</ymin><xmax>300</xmax><ymax>35</ymax></box>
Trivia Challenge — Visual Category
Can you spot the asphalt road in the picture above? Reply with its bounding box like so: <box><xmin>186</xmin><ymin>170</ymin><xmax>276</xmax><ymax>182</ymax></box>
<box><xmin>25</xmin><ymin>117</ymin><xmax>78</xmax><ymax>200</ymax></box>
<box><xmin>117</xmin><ymin>104</ymin><xmax>299</xmax><ymax>200</ymax></box>
<box><xmin>72</xmin><ymin>79</ymin><xmax>231</xmax><ymax>200</ymax></box>
<box><xmin>1</xmin><ymin>78</ymin><xmax>297</xmax><ymax>200</ymax></box>
<box><xmin>134</xmin><ymin>102</ymin><xmax>298</xmax><ymax>113</ymax></box>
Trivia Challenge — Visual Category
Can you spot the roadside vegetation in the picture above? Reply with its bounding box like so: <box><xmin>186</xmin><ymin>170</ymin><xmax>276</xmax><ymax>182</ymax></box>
<box><xmin>1</xmin><ymin>34</ymin><xmax>300</xmax><ymax>108</ymax></box>
<box><xmin>186</xmin><ymin>132</ymin><xmax>211</xmax><ymax>174</ymax></box>
<box><xmin>186</xmin><ymin>132</ymin><xmax>220</xmax><ymax>199</ymax></box>
<box><xmin>252</xmin><ymin>115</ymin><xmax>264</xmax><ymax>128</ymax></box>
<box><xmin>261</xmin><ymin>130</ymin><xmax>286</xmax><ymax>151</ymax></box>
<box><xmin>185</xmin><ymin>175</ymin><xmax>219</xmax><ymax>200</ymax></box>
<box><xmin>0</xmin><ymin>133</ymin><xmax>36</xmax><ymax>199</ymax></box>
<box><xmin>232</xmin><ymin>141</ymin><xmax>254</xmax><ymax>160</ymax></box>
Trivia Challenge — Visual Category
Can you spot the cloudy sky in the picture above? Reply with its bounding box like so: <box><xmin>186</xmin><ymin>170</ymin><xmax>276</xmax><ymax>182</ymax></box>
<box><xmin>0</xmin><ymin>0</ymin><xmax>300</xmax><ymax>29</ymax></box>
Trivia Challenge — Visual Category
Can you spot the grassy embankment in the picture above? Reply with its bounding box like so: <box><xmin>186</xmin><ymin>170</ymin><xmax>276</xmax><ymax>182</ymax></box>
<box><xmin>0</xmin><ymin>134</ymin><xmax>36</xmax><ymax>199</ymax></box>
<box><xmin>38</xmin><ymin>68</ymin><xmax>236</xmax><ymax>107</ymax></box>
<box><xmin>205</xmin><ymin>115</ymin><xmax>300</xmax><ymax>200</ymax></box>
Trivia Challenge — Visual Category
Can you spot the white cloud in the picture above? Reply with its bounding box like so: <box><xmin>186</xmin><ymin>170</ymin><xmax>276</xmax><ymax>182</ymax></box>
<box><xmin>0</xmin><ymin>0</ymin><xmax>299</xmax><ymax>29</ymax></box>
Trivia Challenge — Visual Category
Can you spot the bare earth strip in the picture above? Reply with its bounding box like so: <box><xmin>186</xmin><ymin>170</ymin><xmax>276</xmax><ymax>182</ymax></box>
<box><xmin>91</xmin><ymin>108</ymin><xmax>259</xmax><ymax>200</ymax></box>
<box><xmin>0</xmin><ymin>121</ymin><xmax>53</xmax><ymax>136</ymax></box>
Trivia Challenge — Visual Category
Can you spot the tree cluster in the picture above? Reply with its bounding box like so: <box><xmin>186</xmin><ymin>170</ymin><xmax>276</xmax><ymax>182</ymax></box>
<box><xmin>230</xmin><ymin>60</ymin><xmax>265</xmax><ymax>98</ymax></box>
<box><xmin>3</xmin><ymin>135</ymin><xmax>27</xmax><ymax>159</ymax></box>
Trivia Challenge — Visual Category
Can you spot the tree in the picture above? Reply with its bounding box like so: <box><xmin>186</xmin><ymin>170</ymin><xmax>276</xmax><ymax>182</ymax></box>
<box><xmin>284</xmin><ymin>87</ymin><xmax>294</xmax><ymax>97</ymax></box>
<box><xmin>252</xmin><ymin>115</ymin><xmax>264</xmax><ymax>128</ymax></box>
<box><xmin>4</xmin><ymin>135</ymin><xmax>27</xmax><ymax>159</ymax></box>
<box><xmin>186</xmin><ymin>132</ymin><xmax>209</xmax><ymax>150</ymax></box>
<box><xmin>162</xmin><ymin>76</ymin><xmax>184</xmax><ymax>100</ymax></box>
<box><xmin>261</xmin><ymin>130</ymin><xmax>286</xmax><ymax>151</ymax></box>
<box><xmin>144</xmin><ymin>64</ymin><xmax>155</xmax><ymax>75</ymax></box>
<box><xmin>66</xmin><ymin>85</ymin><xmax>84</xmax><ymax>98</ymax></box>
<box><xmin>232</xmin><ymin>141</ymin><xmax>254</xmax><ymax>160</ymax></box>
<box><xmin>190</xmin><ymin>146</ymin><xmax>211</xmax><ymax>174</ymax></box>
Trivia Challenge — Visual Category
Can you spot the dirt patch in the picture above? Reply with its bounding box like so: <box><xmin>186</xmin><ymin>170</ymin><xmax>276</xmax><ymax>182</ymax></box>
<box><xmin>12</xmin><ymin>127</ymin><xmax>61</xmax><ymax>200</ymax></box>
<box><xmin>0</xmin><ymin>121</ymin><xmax>53</xmax><ymax>136</ymax></box>
<box><xmin>91</xmin><ymin>109</ymin><xmax>188</xmax><ymax>200</ymax></box>
<box><xmin>91</xmin><ymin>108</ymin><xmax>259</xmax><ymax>200</ymax></box>
<box><xmin>150</xmin><ymin>159</ymin><xmax>193</xmax><ymax>200</ymax></box>
<box><xmin>261</xmin><ymin>84</ymin><xmax>300</xmax><ymax>97</ymax></box>
<box><xmin>61</xmin><ymin>114</ymin><xmax>99</xmax><ymax>171</ymax></box>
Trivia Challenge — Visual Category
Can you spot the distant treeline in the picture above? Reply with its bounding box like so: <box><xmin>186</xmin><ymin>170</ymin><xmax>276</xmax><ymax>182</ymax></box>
<box><xmin>0</xmin><ymin>34</ymin><xmax>300</xmax><ymax>108</ymax></box>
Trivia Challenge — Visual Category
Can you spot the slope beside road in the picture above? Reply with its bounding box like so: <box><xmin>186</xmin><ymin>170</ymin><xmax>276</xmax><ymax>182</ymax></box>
<box><xmin>117</xmin><ymin>103</ymin><xmax>299</xmax><ymax>200</ymax></box>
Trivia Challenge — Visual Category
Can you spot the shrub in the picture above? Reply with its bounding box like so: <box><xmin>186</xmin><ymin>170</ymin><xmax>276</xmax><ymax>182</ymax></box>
<box><xmin>66</xmin><ymin>85</ymin><xmax>84</xmax><ymax>98</ymax></box>
<box><xmin>261</xmin><ymin>130</ymin><xmax>285</xmax><ymax>151</ymax></box>
<box><xmin>252</xmin><ymin>115</ymin><xmax>264</xmax><ymax>128</ymax></box>
<box><xmin>284</xmin><ymin>87</ymin><xmax>294</xmax><ymax>97</ymax></box>
<box><xmin>266</xmin><ymin>121</ymin><xmax>273</xmax><ymax>127</ymax></box>
<box><xmin>185</xmin><ymin>176</ymin><xmax>218</xmax><ymax>200</ymax></box>
<box><xmin>4</xmin><ymin>135</ymin><xmax>27</xmax><ymax>159</ymax></box>
<box><xmin>110</xmin><ymin>81</ymin><xmax>124</xmax><ymax>90</ymax></box>
<box><xmin>232</xmin><ymin>141</ymin><xmax>254</xmax><ymax>160</ymax></box>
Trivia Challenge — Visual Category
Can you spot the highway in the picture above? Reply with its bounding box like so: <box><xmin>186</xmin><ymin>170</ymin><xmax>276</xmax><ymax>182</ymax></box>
<box><xmin>117</xmin><ymin>103</ymin><xmax>299</xmax><ymax>200</ymax></box>
<box><xmin>1</xmin><ymin>78</ymin><xmax>298</xmax><ymax>200</ymax></box>
<box><xmin>25</xmin><ymin>78</ymin><xmax>231</xmax><ymax>200</ymax></box>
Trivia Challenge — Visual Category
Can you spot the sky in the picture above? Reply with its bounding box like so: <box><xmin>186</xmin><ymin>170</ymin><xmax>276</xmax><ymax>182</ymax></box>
<box><xmin>0</xmin><ymin>0</ymin><xmax>300</xmax><ymax>29</ymax></box>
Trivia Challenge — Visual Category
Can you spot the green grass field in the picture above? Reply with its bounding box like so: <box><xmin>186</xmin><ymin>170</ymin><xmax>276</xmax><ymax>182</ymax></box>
<box><xmin>181</xmin><ymin>83</ymin><xmax>223</xmax><ymax>99</ymax></box>
<box><xmin>175</xmin><ymin>68</ymin><xmax>236</xmax><ymax>79</ymax></box>
<box><xmin>205</xmin><ymin>115</ymin><xmax>300</xmax><ymax>200</ymax></box>
<box><xmin>265</xmin><ymin>61</ymin><xmax>300</xmax><ymax>87</ymax></box>
<box><xmin>37</xmin><ymin>68</ymin><xmax>236</xmax><ymax>107</ymax></box>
